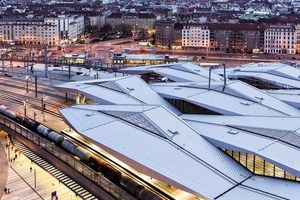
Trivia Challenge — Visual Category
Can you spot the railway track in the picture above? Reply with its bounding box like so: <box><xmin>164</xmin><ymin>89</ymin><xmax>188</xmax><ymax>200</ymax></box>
<box><xmin>0</xmin><ymin>88</ymin><xmax>63</xmax><ymax>118</ymax></box>
<box><xmin>0</xmin><ymin>76</ymin><xmax>74</xmax><ymax>102</ymax></box>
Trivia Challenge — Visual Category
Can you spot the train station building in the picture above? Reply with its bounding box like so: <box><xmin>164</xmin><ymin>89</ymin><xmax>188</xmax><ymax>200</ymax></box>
<box><xmin>54</xmin><ymin>62</ymin><xmax>300</xmax><ymax>200</ymax></box>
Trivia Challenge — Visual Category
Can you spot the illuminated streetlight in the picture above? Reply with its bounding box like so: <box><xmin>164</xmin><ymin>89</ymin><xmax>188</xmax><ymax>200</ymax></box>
<box><xmin>34</xmin><ymin>167</ymin><xmax>36</xmax><ymax>188</ymax></box>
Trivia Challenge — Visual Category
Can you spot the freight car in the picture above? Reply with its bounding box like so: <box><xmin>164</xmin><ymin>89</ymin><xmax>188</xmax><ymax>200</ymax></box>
<box><xmin>121</xmin><ymin>176</ymin><xmax>162</xmax><ymax>200</ymax></box>
<box><xmin>89</xmin><ymin>155</ymin><xmax>122</xmax><ymax>184</ymax></box>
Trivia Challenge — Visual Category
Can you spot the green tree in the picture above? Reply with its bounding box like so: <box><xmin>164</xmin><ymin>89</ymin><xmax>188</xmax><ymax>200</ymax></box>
<box><xmin>100</xmin><ymin>24</ymin><xmax>113</xmax><ymax>34</ymax></box>
<box><xmin>114</xmin><ymin>23</ymin><xmax>132</xmax><ymax>35</ymax></box>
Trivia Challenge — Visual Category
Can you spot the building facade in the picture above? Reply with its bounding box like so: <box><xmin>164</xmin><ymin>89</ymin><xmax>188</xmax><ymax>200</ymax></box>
<box><xmin>0</xmin><ymin>14</ymin><xmax>84</xmax><ymax>45</ymax></box>
<box><xmin>155</xmin><ymin>20</ymin><xmax>178</xmax><ymax>49</ymax></box>
<box><xmin>264</xmin><ymin>24</ymin><xmax>295</xmax><ymax>54</ymax></box>
<box><xmin>295</xmin><ymin>24</ymin><xmax>300</xmax><ymax>54</ymax></box>
<box><xmin>106</xmin><ymin>12</ymin><xmax>156</xmax><ymax>31</ymax></box>
<box><xmin>0</xmin><ymin>18</ymin><xmax>59</xmax><ymax>45</ymax></box>
<box><xmin>209</xmin><ymin>23</ymin><xmax>263</xmax><ymax>53</ymax></box>
<box><xmin>182</xmin><ymin>24</ymin><xmax>210</xmax><ymax>50</ymax></box>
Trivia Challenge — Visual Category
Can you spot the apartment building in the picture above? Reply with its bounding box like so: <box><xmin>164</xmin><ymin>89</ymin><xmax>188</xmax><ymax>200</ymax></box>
<box><xmin>69</xmin><ymin>11</ymin><xmax>105</xmax><ymax>30</ymax></box>
<box><xmin>106</xmin><ymin>12</ymin><xmax>156</xmax><ymax>31</ymax></box>
<box><xmin>182</xmin><ymin>24</ymin><xmax>210</xmax><ymax>50</ymax></box>
<box><xmin>209</xmin><ymin>23</ymin><xmax>263</xmax><ymax>53</ymax></box>
<box><xmin>0</xmin><ymin>14</ymin><xmax>84</xmax><ymax>45</ymax></box>
<box><xmin>0</xmin><ymin>18</ymin><xmax>59</xmax><ymax>45</ymax></box>
<box><xmin>155</xmin><ymin>20</ymin><xmax>182</xmax><ymax>49</ymax></box>
<box><xmin>264</xmin><ymin>24</ymin><xmax>295</xmax><ymax>54</ymax></box>
<box><xmin>295</xmin><ymin>24</ymin><xmax>300</xmax><ymax>54</ymax></box>
<box><xmin>46</xmin><ymin>14</ymin><xmax>84</xmax><ymax>43</ymax></box>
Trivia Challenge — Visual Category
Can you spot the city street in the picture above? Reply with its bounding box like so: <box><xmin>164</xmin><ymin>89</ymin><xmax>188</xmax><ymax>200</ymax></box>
<box><xmin>2</xmin><ymin>37</ymin><xmax>300</xmax><ymax>71</ymax></box>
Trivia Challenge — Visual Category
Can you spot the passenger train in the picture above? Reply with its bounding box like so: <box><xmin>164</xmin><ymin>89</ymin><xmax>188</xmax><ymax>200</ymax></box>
<box><xmin>0</xmin><ymin>105</ymin><xmax>162</xmax><ymax>200</ymax></box>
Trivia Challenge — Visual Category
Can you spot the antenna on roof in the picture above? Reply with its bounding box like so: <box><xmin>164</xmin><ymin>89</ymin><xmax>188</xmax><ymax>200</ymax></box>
<box><xmin>208</xmin><ymin>64</ymin><xmax>226</xmax><ymax>91</ymax></box>
<box><xmin>222</xmin><ymin>64</ymin><xmax>226</xmax><ymax>91</ymax></box>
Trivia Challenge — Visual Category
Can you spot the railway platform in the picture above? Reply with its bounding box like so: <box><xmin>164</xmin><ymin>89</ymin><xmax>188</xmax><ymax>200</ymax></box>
<box><xmin>0</xmin><ymin>130</ymin><xmax>83</xmax><ymax>200</ymax></box>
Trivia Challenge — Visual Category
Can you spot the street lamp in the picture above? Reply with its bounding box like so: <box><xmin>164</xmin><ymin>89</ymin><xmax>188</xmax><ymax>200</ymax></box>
<box><xmin>44</xmin><ymin>45</ymin><xmax>49</xmax><ymax>78</ymax></box>
<box><xmin>7</xmin><ymin>141</ymin><xmax>10</xmax><ymax>162</ymax></box>
<box><xmin>34</xmin><ymin>167</ymin><xmax>36</xmax><ymax>188</ymax></box>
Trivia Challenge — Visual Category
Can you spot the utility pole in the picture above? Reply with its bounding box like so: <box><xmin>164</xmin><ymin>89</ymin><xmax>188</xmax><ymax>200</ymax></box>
<box><xmin>44</xmin><ymin>45</ymin><xmax>48</xmax><ymax>78</ymax></box>
<box><xmin>41</xmin><ymin>95</ymin><xmax>45</xmax><ymax>122</ymax></box>
<box><xmin>10</xmin><ymin>60</ymin><xmax>13</xmax><ymax>77</ymax></box>
<box><xmin>26</xmin><ymin>76</ymin><xmax>29</xmax><ymax>93</ymax></box>
<box><xmin>35</xmin><ymin>75</ymin><xmax>37</xmax><ymax>98</ymax></box>
<box><xmin>1</xmin><ymin>59</ymin><xmax>4</xmax><ymax>74</ymax></box>
<box><xmin>34</xmin><ymin>168</ymin><xmax>36</xmax><ymax>188</ymax></box>
<box><xmin>68</xmin><ymin>65</ymin><xmax>71</xmax><ymax>79</ymax></box>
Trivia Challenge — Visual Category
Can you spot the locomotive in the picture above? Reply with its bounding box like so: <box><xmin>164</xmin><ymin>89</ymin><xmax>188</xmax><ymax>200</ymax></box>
<box><xmin>0</xmin><ymin>105</ymin><xmax>162</xmax><ymax>200</ymax></box>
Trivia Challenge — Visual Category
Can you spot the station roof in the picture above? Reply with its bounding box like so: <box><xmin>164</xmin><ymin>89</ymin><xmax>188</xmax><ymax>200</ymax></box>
<box><xmin>218</xmin><ymin>175</ymin><xmax>300</xmax><ymax>200</ymax></box>
<box><xmin>63</xmin><ymin>54</ymin><xmax>86</xmax><ymax>58</ymax></box>
<box><xmin>113</xmin><ymin>54</ymin><xmax>178</xmax><ymax>61</ymax></box>
<box><xmin>151</xmin><ymin>80</ymin><xmax>300</xmax><ymax>116</ymax></box>
<box><xmin>118</xmin><ymin>62</ymin><xmax>223</xmax><ymax>82</ymax></box>
<box><xmin>60</xmin><ymin>104</ymin><xmax>300</xmax><ymax>199</ymax></box>
<box><xmin>266</xmin><ymin>89</ymin><xmax>300</xmax><ymax>109</ymax></box>
<box><xmin>56</xmin><ymin>63</ymin><xmax>300</xmax><ymax>199</ymax></box>
<box><xmin>54</xmin><ymin>76</ymin><xmax>181</xmax><ymax>115</ymax></box>
<box><xmin>214</xmin><ymin>62</ymin><xmax>300</xmax><ymax>89</ymax></box>
<box><xmin>182</xmin><ymin>115</ymin><xmax>300</xmax><ymax>178</ymax></box>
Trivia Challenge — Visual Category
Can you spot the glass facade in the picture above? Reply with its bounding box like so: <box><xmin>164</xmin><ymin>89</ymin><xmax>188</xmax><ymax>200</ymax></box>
<box><xmin>166</xmin><ymin>98</ymin><xmax>221</xmax><ymax>115</ymax></box>
<box><xmin>224</xmin><ymin>149</ymin><xmax>300</xmax><ymax>181</ymax></box>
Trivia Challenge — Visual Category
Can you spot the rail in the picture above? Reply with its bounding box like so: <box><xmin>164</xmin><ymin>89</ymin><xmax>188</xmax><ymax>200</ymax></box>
<box><xmin>0</xmin><ymin>114</ymin><xmax>135</xmax><ymax>200</ymax></box>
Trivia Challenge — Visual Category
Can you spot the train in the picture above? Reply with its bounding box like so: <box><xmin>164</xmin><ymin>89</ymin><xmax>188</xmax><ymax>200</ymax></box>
<box><xmin>0</xmin><ymin>105</ymin><xmax>162</xmax><ymax>200</ymax></box>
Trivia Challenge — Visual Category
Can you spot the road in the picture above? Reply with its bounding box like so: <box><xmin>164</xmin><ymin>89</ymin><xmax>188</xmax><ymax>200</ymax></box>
<box><xmin>4</xmin><ymin>37</ymin><xmax>300</xmax><ymax>69</ymax></box>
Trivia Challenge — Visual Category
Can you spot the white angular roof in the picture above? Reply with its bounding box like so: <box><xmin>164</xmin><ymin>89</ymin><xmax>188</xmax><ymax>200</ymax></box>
<box><xmin>54</xmin><ymin>76</ymin><xmax>181</xmax><ymax>115</ymax></box>
<box><xmin>218</xmin><ymin>175</ymin><xmax>300</xmax><ymax>200</ymax></box>
<box><xmin>59</xmin><ymin>105</ymin><xmax>252</xmax><ymax>199</ymax></box>
<box><xmin>266</xmin><ymin>89</ymin><xmax>300</xmax><ymax>109</ymax></box>
<box><xmin>55</xmin><ymin>66</ymin><xmax>300</xmax><ymax>199</ymax></box>
<box><xmin>182</xmin><ymin>115</ymin><xmax>300</xmax><ymax>178</ymax></box>
<box><xmin>215</xmin><ymin>62</ymin><xmax>300</xmax><ymax>89</ymax></box>
<box><xmin>59</xmin><ymin>104</ymin><xmax>300</xmax><ymax>199</ymax></box>
<box><xmin>151</xmin><ymin>80</ymin><xmax>300</xmax><ymax>116</ymax></box>
<box><xmin>118</xmin><ymin>62</ymin><xmax>223</xmax><ymax>82</ymax></box>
